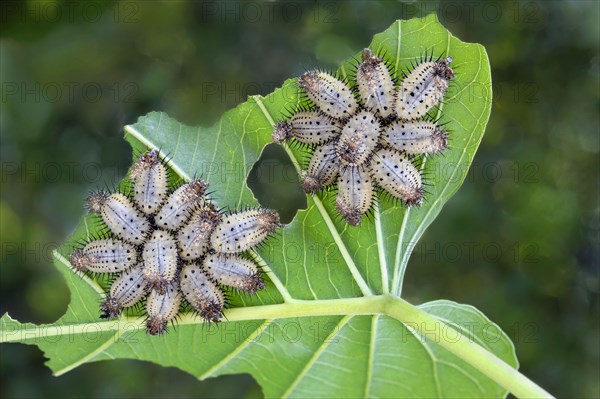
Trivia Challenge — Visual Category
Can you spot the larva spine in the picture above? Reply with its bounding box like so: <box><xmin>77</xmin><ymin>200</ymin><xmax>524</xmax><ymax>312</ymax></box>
<box><xmin>298</xmin><ymin>71</ymin><xmax>358</xmax><ymax>119</ymax></box>
<box><xmin>335</xmin><ymin>165</ymin><xmax>374</xmax><ymax>226</ymax></box>
<box><xmin>129</xmin><ymin>149</ymin><xmax>168</xmax><ymax>215</ymax></box>
<box><xmin>356</xmin><ymin>48</ymin><xmax>396</xmax><ymax>119</ymax></box>
<box><xmin>395</xmin><ymin>57</ymin><xmax>454</xmax><ymax>120</ymax></box>
<box><xmin>180</xmin><ymin>263</ymin><xmax>224</xmax><ymax>322</ymax></box>
<box><xmin>210</xmin><ymin>209</ymin><xmax>281</xmax><ymax>254</ymax></box>
<box><xmin>154</xmin><ymin>179</ymin><xmax>208</xmax><ymax>231</ymax></box>
<box><xmin>272</xmin><ymin>111</ymin><xmax>342</xmax><ymax>145</ymax></box>
<box><xmin>87</xmin><ymin>191</ymin><xmax>150</xmax><ymax>245</ymax></box>
<box><xmin>70</xmin><ymin>238</ymin><xmax>136</xmax><ymax>273</ymax></box>
<box><xmin>142</xmin><ymin>229</ymin><xmax>179</xmax><ymax>293</ymax></box>
<box><xmin>301</xmin><ymin>142</ymin><xmax>340</xmax><ymax>194</ymax></box>
<box><xmin>203</xmin><ymin>253</ymin><xmax>265</xmax><ymax>294</ymax></box>
<box><xmin>380</xmin><ymin>120</ymin><xmax>448</xmax><ymax>155</ymax></box>
<box><xmin>100</xmin><ymin>265</ymin><xmax>148</xmax><ymax>319</ymax></box>
<box><xmin>335</xmin><ymin>110</ymin><xmax>380</xmax><ymax>166</ymax></box>
<box><xmin>146</xmin><ymin>280</ymin><xmax>182</xmax><ymax>335</ymax></box>
<box><xmin>370</xmin><ymin>148</ymin><xmax>423</xmax><ymax>206</ymax></box>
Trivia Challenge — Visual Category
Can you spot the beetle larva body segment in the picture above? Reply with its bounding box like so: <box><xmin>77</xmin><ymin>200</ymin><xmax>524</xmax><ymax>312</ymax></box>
<box><xmin>70</xmin><ymin>238</ymin><xmax>136</xmax><ymax>273</ymax></box>
<box><xmin>335</xmin><ymin>165</ymin><xmax>374</xmax><ymax>226</ymax></box>
<box><xmin>395</xmin><ymin>57</ymin><xmax>454</xmax><ymax>120</ymax></box>
<box><xmin>336</xmin><ymin>110</ymin><xmax>380</xmax><ymax>166</ymax></box>
<box><xmin>298</xmin><ymin>71</ymin><xmax>358</xmax><ymax>119</ymax></box>
<box><xmin>130</xmin><ymin>149</ymin><xmax>169</xmax><ymax>215</ymax></box>
<box><xmin>370</xmin><ymin>148</ymin><xmax>423</xmax><ymax>206</ymax></box>
<box><xmin>356</xmin><ymin>48</ymin><xmax>396</xmax><ymax>119</ymax></box>
<box><xmin>301</xmin><ymin>142</ymin><xmax>341</xmax><ymax>194</ymax></box>
<box><xmin>142</xmin><ymin>229</ymin><xmax>179</xmax><ymax>294</ymax></box>
<box><xmin>210</xmin><ymin>209</ymin><xmax>281</xmax><ymax>253</ymax></box>
<box><xmin>100</xmin><ymin>265</ymin><xmax>148</xmax><ymax>319</ymax></box>
<box><xmin>180</xmin><ymin>263</ymin><xmax>224</xmax><ymax>322</ymax></box>
<box><xmin>381</xmin><ymin>120</ymin><xmax>448</xmax><ymax>155</ymax></box>
<box><xmin>146</xmin><ymin>281</ymin><xmax>181</xmax><ymax>335</ymax></box>
<box><xmin>155</xmin><ymin>179</ymin><xmax>208</xmax><ymax>231</ymax></box>
<box><xmin>203</xmin><ymin>253</ymin><xmax>265</xmax><ymax>294</ymax></box>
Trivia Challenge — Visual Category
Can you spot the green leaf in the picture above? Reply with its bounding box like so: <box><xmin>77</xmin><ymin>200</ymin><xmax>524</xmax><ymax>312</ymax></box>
<box><xmin>0</xmin><ymin>15</ymin><xmax>552</xmax><ymax>398</ymax></box>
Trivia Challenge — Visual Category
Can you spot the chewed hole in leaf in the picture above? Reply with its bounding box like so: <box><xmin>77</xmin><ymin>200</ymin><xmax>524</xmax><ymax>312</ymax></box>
<box><xmin>247</xmin><ymin>143</ymin><xmax>307</xmax><ymax>224</ymax></box>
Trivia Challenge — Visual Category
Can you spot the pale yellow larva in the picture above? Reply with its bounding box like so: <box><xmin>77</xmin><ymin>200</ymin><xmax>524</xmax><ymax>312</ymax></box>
<box><xmin>203</xmin><ymin>253</ymin><xmax>265</xmax><ymax>294</ymax></box>
<box><xmin>210</xmin><ymin>209</ymin><xmax>281</xmax><ymax>253</ymax></box>
<box><xmin>335</xmin><ymin>110</ymin><xmax>380</xmax><ymax>166</ymax></box>
<box><xmin>146</xmin><ymin>280</ymin><xmax>181</xmax><ymax>335</ymax></box>
<box><xmin>69</xmin><ymin>238</ymin><xmax>136</xmax><ymax>274</ymax></box>
<box><xmin>177</xmin><ymin>206</ymin><xmax>221</xmax><ymax>261</ymax></box>
<box><xmin>356</xmin><ymin>48</ymin><xmax>396</xmax><ymax>119</ymax></box>
<box><xmin>370</xmin><ymin>148</ymin><xmax>423</xmax><ymax>206</ymax></box>
<box><xmin>87</xmin><ymin>191</ymin><xmax>150</xmax><ymax>245</ymax></box>
<box><xmin>335</xmin><ymin>165</ymin><xmax>374</xmax><ymax>226</ymax></box>
<box><xmin>142</xmin><ymin>229</ymin><xmax>179</xmax><ymax>293</ymax></box>
<box><xmin>380</xmin><ymin>120</ymin><xmax>448</xmax><ymax>155</ymax></box>
<box><xmin>100</xmin><ymin>265</ymin><xmax>148</xmax><ymax>319</ymax></box>
<box><xmin>301</xmin><ymin>142</ymin><xmax>340</xmax><ymax>194</ymax></box>
<box><xmin>395</xmin><ymin>57</ymin><xmax>454</xmax><ymax>120</ymax></box>
<box><xmin>154</xmin><ymin>179</ymin><xmax>208</xmax><ymax>231</ymax></box>
<box><xmin>272</xmin><ymin>111</ymin><xmax>342</xmax><ymax>144</ymax></box>
<box><xmin>298</xmin><ymin>71</ymin><xmax>358</xmax><ymax>119</ymax></box>
<box><xmin>180</xmin><ymin>263</ymin><xmax>225</xmax><ymax>322</ymax></box>
<box><xmin>129</xmin><ymin>149</ymin><xmax>168</xmax><ymax>215</ymax></box>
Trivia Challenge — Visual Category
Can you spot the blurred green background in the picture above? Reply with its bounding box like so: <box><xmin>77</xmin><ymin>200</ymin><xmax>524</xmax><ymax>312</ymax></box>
<box><xmin>1</xmin><ymin>0</ymin><xmax>598</xmax><ymax>398</ymax></box>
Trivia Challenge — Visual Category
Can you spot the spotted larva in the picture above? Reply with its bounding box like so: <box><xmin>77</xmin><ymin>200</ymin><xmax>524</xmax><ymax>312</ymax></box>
<box><xmin>395</xmin><ymin>57</ymin><xmax>454</xmax><ymax>120</ymax></box>
<box><xmin>180</xmin><ymin>263</ymin><xmax>224</xmax><ymax>322</ymax></box>
<box><xmin>301</xmin><ymin>142</ymin><xmax>340</xmax><ymax>194</ymax></box>
<box><xmin>176</xmin><ymin>206</ymin><xmax>221</xmax><ymax>261</ymax></box>
<box><xmin>356</xmin><ymin>48</ymin><xmax>395</xmax><ymax>119</ymax></box>
<box><xmin>154</xmin><ymin>179</ymin><xmax>208</xmax><ymax>231</ymax></box>
<box><xmin>100</xmin><ymin>265</ymin><xmax>148</xmax><ymax>319</ymax></box>
<box><xmin>203</xmin><ymin>253</ymin><xmax>265</xmax><ymax>294</ymax></box>
<box><xmin>298</xmin><ymin>71</ymin><xmax>358</xmax><ymax>119</ymax></box>
<box><xmin>146</xmin><ymin>281</ymin><xmax>182</xmax><ymax>335</ymax></box>
<box><xmin>380</xmin><ymin>120</ymin><xmax>448</xmax><ymax>155</ymax></box>
<box><xmin>210</xmin><ymin>209</ymin><xmax>281</xmax><ymax>253</ymax></box>
<box><xmin>272</xmin><ymin>111</ymin><xmax>342</xmax><ymax>144</ymax></box>
<box><xmin>69</xmin><ymin>238</ymin><xmax>136</xmax><ymax>274</ymax></box>
<box><xmin>336</xmin><ymin>110</ymin><xmax>380</xmax><ymax>166</ymax></box>
<box><xmin>370</xmin><ymin>148</ymin><xmax>423</xmax><ymax>206</ymax></box>
<box><xmin>129</xmin><ymin>149</ymin><xmax>168</xmax><ymax>215</ymax></box>
<box><xmin>142</xmin><ymin>229</ymin><xmax>179</xmax><ymax>293</ymax></box>
<box><xmin>86</xmin><ymin>191</ymin><xmax>150</xmax><ymax>245</ymax></box>
<box><xmin>335</xmin><ymin>165</ymin><xmax>374</xmax><ymax>226</ymax></box>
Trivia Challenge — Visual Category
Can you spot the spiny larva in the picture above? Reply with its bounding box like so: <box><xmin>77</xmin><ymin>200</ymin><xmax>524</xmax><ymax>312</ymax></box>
<box><xmin>71</xmin><ymin>148</ymin><xmax>282</xmax><ymax>332</ymax></box>
<box><xmin>301</xmin><ymin>142</ymin><xmax>340</xmax><ymax>194</ymax></box>
<box><xmin>129</xmin><ymin>149</ymin><xmax>168</xmax><ymax>215</ymax></box>
<box><xmin>203</xmin><ymin>253</ymin><xmax>265</xmax><ymax>294</ymax></box>
<box><xmin>180</xmin><ymin>263</ymin><xmax>225</xmax><ymax>322</ymax></box>
<box><xmin>155</xmin><ymin>179</ymin><xmax>208</xmax><ymax>231</ymax></box>
<box><xmin>176</xmin><ymin>206</ymin><xmax>221</xmax><ymax>261</ymax></box>
<box><xmin>142</xmin><ymin>229</ymin><xmax>178</xmax><ymax>293</ymax></box>
<box><xmin>86</xmin><ymin>191</ymin><xmax>150</xmax><ymax>245</ymax></box>
<box><xmin>336</xmin><ymin>165</ymin><xmax>374</xmax><ymax>226</ymax></box>
<box><xmin>380</xmin><ymin>120</ymin><xmax>448</xmax><ymax>155</ymax></box>
<box><xmin>298</xmin><ymin>70</ymin><xmax>358</xmax><ymax>119</ymax></box>
<box><xmin>69</xmin><ymin>238</ymin><xmax>136</xmax><ymax>274</ymax></box>
<box><xmin>100</xmin><ymin>265</ymin><xmax>148</xmax><ymax>319</ymax></box>
<box><xmin>273</xmin><ymin>48</ymin><xmax>455</xmax><ymax>225</ymax></box>
<box><xmin>210</xmin><ymin>209</ymin><xmax>281</xmax><ymax>253</ymax></box>
<box><xmin>395</xmin><ymin>56</ymin><xmax>454</xmax><ymax>120</ymax></box>
<box><xmin>146</xmin><ymin>280</ymin><xmax>182</xmax><ymax>335</ymax></box>
<box><xmin>370</xmin><ymin>148</ymin><xmax>423</xmax><ymax>206</ymax></box>
<box><xmin>272</xmin><ymin>111</ymin><xmax>342</xmax><ymax>145</ymax></box>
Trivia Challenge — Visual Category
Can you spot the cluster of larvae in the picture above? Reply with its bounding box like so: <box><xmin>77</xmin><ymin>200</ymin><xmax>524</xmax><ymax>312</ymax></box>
<box><xmin>69</xmin><ymin>149</ymin><xmax>281</xmax><ymax>335</ymax></box>
<box><xmin>273</xmin><ymin>48</ymin><xmax>454</xmax><ymax>226</ymax></box>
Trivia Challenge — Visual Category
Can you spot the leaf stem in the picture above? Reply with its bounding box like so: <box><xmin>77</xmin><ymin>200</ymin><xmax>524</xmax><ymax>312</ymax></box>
<box><xmin>1</xmin><ymin>296</ymin><xmax>552</xmax><ymax>398</ymax></box>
